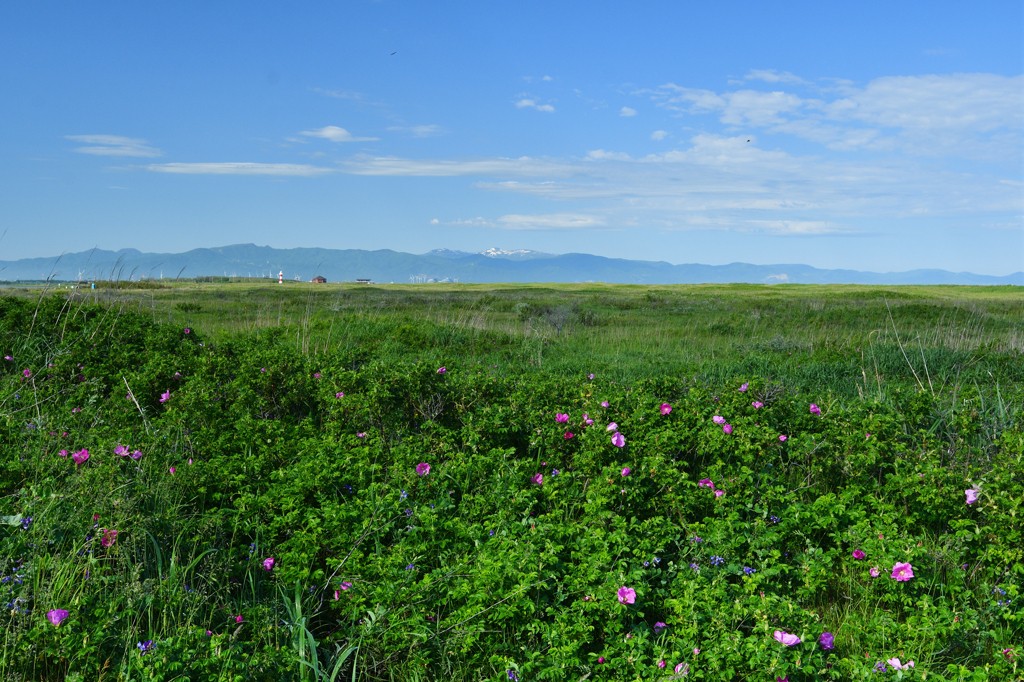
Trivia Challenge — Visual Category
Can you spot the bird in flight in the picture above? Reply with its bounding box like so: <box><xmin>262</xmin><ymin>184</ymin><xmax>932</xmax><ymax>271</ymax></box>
<box><xmin>391</xmin><ymin>52</ymin><xmax>396</xmax><ymax>55</ymax></box>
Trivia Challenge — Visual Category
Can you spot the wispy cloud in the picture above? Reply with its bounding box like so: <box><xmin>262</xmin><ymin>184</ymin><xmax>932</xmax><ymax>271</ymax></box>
<box><xmin>620</xmin><ymin>106</ymin><xmax>637</xmax><ymax>117</ymax></box>
<box><xmin>497</xmin><ymin>213</ymin><xmax>606</xmax><ymax>230</ymax></box>
<box><xmin>386</xmin><ymin>124</ymin><xmax>447</xmax><ymax>138</ymax></box>
<box><xmin>145</xmin><ymin>162</ymin><xmax>334</xmax><ymax>176</ymax></box>
<box><xmin>339</xmin><ymin>155</ymin><xmax>576</xmax><ymax>177</ymax></box>
<box><xmin>66</xmin><ymin>135</ymin><xmax>162</xmax><ymax>157</ymax></box>
<box><xmin>515</xmin><ymin>99</ymin><xmax>555</xmax><ymax>113</ymax></box>
<box><xmin>743</xmin><ymin>69</ymin><xmax>808</xmax><ymax>84</ymax></box>
<box><xmin>300</xmin><ymin>126</ymin><xmax>379</xmax><ymax>142</ymax></box>
<box><xmin>651</xmin><ymin>130</ymin><xmax>670</xmax><ymax>140</ymax></box>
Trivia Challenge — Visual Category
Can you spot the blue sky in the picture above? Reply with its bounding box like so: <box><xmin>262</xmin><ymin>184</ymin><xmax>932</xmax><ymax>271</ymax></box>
<box><xmin>1</xmin><ymin>1</ymin><xmax>1022</xmax><ymax>274</ymax></box>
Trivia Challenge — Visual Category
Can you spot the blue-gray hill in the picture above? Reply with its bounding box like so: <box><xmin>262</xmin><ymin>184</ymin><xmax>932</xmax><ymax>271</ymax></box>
<box><xmin>1</xmin><ymin>244</ymin><xmax>1021</xmax><ymax>285</ymax></box>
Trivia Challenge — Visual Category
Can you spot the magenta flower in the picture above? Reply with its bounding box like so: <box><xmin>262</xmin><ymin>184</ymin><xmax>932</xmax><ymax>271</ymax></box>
<box><xmin>779</xmin><ymin>435</ymin><xmax>787</xmax><ymax>442</ymax></box>
<box><xmin>159</xmin><ymin>389</ymin><xmax>171</xmax><ymax>403</ymax></box>
<box><xmin>693</xmin><ymin>648</ymin><xmax>700</xmax><ymax>655</ymax></box>
<box><xmin>870</xmin><ymin>566</ymin><xmax>880</xmax><ymax>577</ymax></box>
<box><xmin>169</xmin><ymin>467</ymin><xmax>176</xmax><ymax>474</ymax></box>
<box><xmin>965</xmin><ymin>487</ymin><xmax>980</xmax><ymax>505</ymax></box>
<box><xmin>564</xmin><ymin>431</ymin><xmax>574</xmax><ymax>439</ymax></box>
<box><xmin>72</xmin><ymin>407</ymin><xmax>81</xmax><ymax>413</ymax></box>
<box><xmin>722</xmin><ymin>424</ymin><xmax>732</xmax><ymax>435</ymax></box>
<box><xmin>263</xmin><ymin>557</ymin><xmax>275</xmax><ymax>571</ymax></box>
<box><xmin>356</xmin><ymin>432</ymin><xmax>367</xmax><ymax>438</ymax></box>
<box><xmin>891</xmin><ymin>562</ymin><xmax>914</xmax><ymax>581</ymax></box>
<box><xmin>852</xmin><ymin>549</ymin><xmax>866</xmax><ymax>560</ymax></box>
<box><xmin>235</xmin><ymin>615</ymin><xmax>244</xmax><ymax>623</ymax></box>
<box><xmin>187</xmin><ymin>457</ymin><xmax>192</xmax><ymax>465</ymax></box>
<box><xmin>739</xmin><ymin>382</ymin><xmax>748</xmax><ymax>392</ymax></box>
<box><xmin>714</xmin><ymin>490</ymin><xmax>724</xmax><ymax>498</ymax></box>
<box><xmin>611</xmin><ymin>432</ymin><xmax>625</xmax><ymax>448</ymax></box>
<box><xmin>115</xmin><ymin>445</ymin><xmax>128</xmax><ymax>456</ymax></box>
<box><xmin>3</xmin><ymin>355</ymin><xmax>11</xmax><ymax>361</ymax></box>
<box><xmin>23</xmin><ymin>369</ymin><xmax>31</xmax><ymax>378</ymax></box>
<box><xmin>601</xmin><ymin>401</ymin><xmax>609</xmax><ymax>408</ymax></box>
<box><xmin>340</xmin><ymin>581</ymin><xmax>352</xmax><ymax>590</ymax></box>
<box><xmin>437</xmin><ymin>367</ymin><xmax>446</xmax><ymax>374</ymax></box>
<box><xmin>887</xmin><ymin>658</ymin><xmax>914</xmax><ymax>670</ymax></box>
<box><xmin>59</xmin><ymin>449</ymin><xmax>68</xmax><ymax>457</ymax></box>
<box><xmin>131</xmin><ymin>450</ymin><xmax>142</xmax><ymax>460</ymax></box>
<box><xmin>47</xmin><ymin>609</ymin><xmax>69</xmax><ymax>626</ymax></box>
<box><xmin>588</xmin><ymin>373</ymin><xmax>595</xmax><ymax>379</ymax></box>
<box><xmin>712</xmin><ymin>415</ymin><xmax>726</xmax><ymax>424</ymax></box>
<box><xmin>657</xmin><ymin>660</ymin><xmax>666</xmax><ymax>668</ymax></box>
<box><xmin>606</xmin><ymin>422</ymin><xmax>618</xmax><ymax>431</ymax></box>
<box><xmin>698</xmin><ymin>478</ymin><xmax>713</xmax><ymax>488</ymax></box>
<box><xmin>531</xmin><ymin>473</ymin><xmax>543</xmax><ymax>486</ymax></box>
<box><xmin>555</xmin><ymin>413</ymin><xmax>569</xmax><ymax>423</ymax></box>
<box><xmin>72</xmin><ymin>448</ymin><xmax>89</xmax><ymax>464</ymax></box>
<box><xmin>313</xmin><ymin>373</ymin><xmax>320</xmax><ymax>378</ymax></box>
<box><xmin>416</xmin><ymin>462</ymin><xmax>430</xmax><ymax>476</ymax></box>
<box><xmin>653</xmin><ymin>621</ymin><xmax>666</xmax><ymax>632</ymax></box>
<box><xmin>584</xmin><ymin>415</ymin><xmax>593</xmax><ymax>426</ymax></box>
<box><xmin>660</xmin><ymin>403</ymin><xmax>672</xmax><ymax>415</ymax></box>
<box><xmin>621</xmin><ymin>467</ymin><xmax>631</xmax><ymax>477</ymax></box>
<box><xmin>752</xmin><ymin>401</ymin><xmax>764</xmax><ymax>408</ymax></box>
<box><xmin>101</xmin><ymin>530</ymin><xmax>118</xmax><ymax>548</ymax></box>
<box><xmin>819</xmin><ymin>632</ymin><xmax>834</xmax><ymax>650</ymax></box>
<box><xmin>674</xmin><ymin>662</ymin><xmax>688</xmax><ymax>674</ymax></box>
<box><xmin>810</xmin><ymin>403</ymin><xmax>821</xmax><ymax>415</ymax></box>
<box><xmin>617</xmin><ymin>586</ymin><xmax>636</xmax><ymax>604</ymax></box>
<box><xmin>597</xmin><ymin>657</ymin><xmax>605</xmax><ymax>664</ymax></box>
<box><xmin>184</xmin><ymin>328</ymin><xmax>191</xmax><ymax>334</ymax></box>
<box><xmin>773</xmin><ymin>630</ymin><xmax>801</xmax><ymax>646</ymax></box>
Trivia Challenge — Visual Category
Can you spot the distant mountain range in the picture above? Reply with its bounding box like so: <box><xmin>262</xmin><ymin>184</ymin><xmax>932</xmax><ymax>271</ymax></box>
<box><xmin>0</xmin><ymin>244</ymin><xmax>1021</xmax><ymax>285</ymax></box>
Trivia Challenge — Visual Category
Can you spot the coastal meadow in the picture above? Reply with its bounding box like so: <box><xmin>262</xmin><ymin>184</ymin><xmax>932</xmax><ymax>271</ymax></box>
<box><xmin>1</xmin><ymin>293</ymin><xmax>1021</xmax><ymax>681</ymax></box>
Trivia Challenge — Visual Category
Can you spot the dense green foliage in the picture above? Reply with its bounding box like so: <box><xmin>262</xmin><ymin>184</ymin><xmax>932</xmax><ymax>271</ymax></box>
<box><xmin>1</xmin><ymin>291</ymin><xmax>1021</xmax><ymax>681</ymax></box>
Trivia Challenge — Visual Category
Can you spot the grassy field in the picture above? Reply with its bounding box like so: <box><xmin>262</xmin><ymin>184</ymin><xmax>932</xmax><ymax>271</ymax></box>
<box><xmin>1</xmin><ymin>283</ymin><xmax>1021</xmax><ymax>681</ymax></box>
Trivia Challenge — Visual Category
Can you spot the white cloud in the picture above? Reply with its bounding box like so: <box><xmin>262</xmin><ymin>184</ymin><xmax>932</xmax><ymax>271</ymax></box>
<box><xmin>435</xmin><ymin>217</ymin><xmax>496</xmax><ymax>227</ymax></box>
<box><xmin>650</xmin><ymin>130</ymin><xmax>670</xmax><ymax>141</ymax></box>
<box><xmin>744</xmin><ymin>69</ymin><xmax>808</xmax><ymax>84</ymax></box>
<box><xmin>620</xmin><ymin>106</ymin><xmax>637</xmax><ymax>117</ymax></box>
<box><xmin>145</xmin><ymin>163</ymin><xmax>334</xmax><ymax>176</ymax></box>
<box><xmin>515</xmin><ymin>99</ymin><xmax>555</xmax><ymax>112</ymax></box>
<box><xmin>66</xmin><ymin>135</ymin><xmax>162</xmax><ymax>157</ymax></box>
<box><xmin>542</xmin><ymin>75</ymin><xmax>553</xmax><ymax>81</ymax></box>
<box><xmin>587</xmin><ymin>149</ymin><xmax>632</xmax><ymax>161</ymax></box>
<box><xmin>300</xmin><ymin>126</ymin><xmax>378</xmax><ymax>142</ymax></box>
<box><xmin>387</xmin><ymin>124</ymin><xmax>447</xmax><ymax>138</ymax></box>
<box><xmin>647</xmin><ymin>73</ymin><xmax>1024</xmax><ymax>163</ymax></box>
<box><xmin>430</xmin><ymin>218</ymin><xmax>439</xmax><ymax>224</ymax></box>
<box><xmin>339</xmin><ymin>155</ymin><xmax>576</xmax><ymax>177</ymax></box>
<box><xmin>497</xmin><ymin>213</ymin><xmax>606</xmax><ymax>230</ymax></box>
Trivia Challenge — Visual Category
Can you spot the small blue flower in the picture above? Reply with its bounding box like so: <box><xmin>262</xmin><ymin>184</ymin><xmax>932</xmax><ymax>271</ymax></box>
<box><xmin>710</xmin><ymin>556</ymin><xmax>725</xmax><ymax>566</ymax></box>
<box><xmin>743</xmin><ymin>566</ymin><xmax>756</xmax><ymax>575</ymax></box>
<box><xmin>400</xmin><ymin>490</ymin><xmax>408</xmax><ymax>499</ymax></box>
<box><xmin>405</xmin><ymin>563</ymin><xmax>415</xmax><ymax>570</ymax></box>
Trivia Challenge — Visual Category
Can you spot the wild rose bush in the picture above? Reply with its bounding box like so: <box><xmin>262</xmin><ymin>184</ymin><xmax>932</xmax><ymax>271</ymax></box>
<box><xmin>0</xmin><ymin>297</ymin><xmax>1021</xmax><ymax>681</ymax></box>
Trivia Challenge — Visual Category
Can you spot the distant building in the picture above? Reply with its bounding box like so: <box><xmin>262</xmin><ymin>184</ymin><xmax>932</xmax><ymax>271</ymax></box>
<box><xmin>355</xmin><ymin>278</ymin><xmax>371</xmax><ymax>284</ymax></box>
<box><xmin>311</xmin><ymin>275</ymin><xmax>327</xmax><ymax>283</ymax></box>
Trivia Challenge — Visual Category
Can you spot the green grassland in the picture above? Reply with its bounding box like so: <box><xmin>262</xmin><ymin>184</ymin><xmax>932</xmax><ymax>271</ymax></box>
<box><xmin>1</xmin><ymin>283</ymin><xmax>1021</xmax><ymax>681</ymax></box>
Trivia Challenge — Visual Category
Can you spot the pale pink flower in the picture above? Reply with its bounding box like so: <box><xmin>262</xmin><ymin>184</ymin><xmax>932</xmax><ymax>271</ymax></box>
<box><xmin>779</xmin><ymin>435</ymin><xmax>787</xmax><ymax>442</ymax></box>
<box><xmin>47</xmin><ymin>609</ymin><xmax>69</xmax><ymax>626</ymax></box>
<box><xmin>356</xmin><ymin>432</ymin><xmax>367</xmax><ymax>438</ymax></box>
<box><xmin>965</xmin><ymin>487</ymin><xmax>980</xmax><ymax>505</ymax></box>
<box><xmin>887</xmin><ymin>658</ymin><xmax>914</xmax><ymax>670</ymax></box>
<box><xmin>870</xmin><ymin>566</ymin><xmax>880</xmax><ymax>577</ymax></box>
<box><xmin>712</xmin><ymin>415</ymin><xmax>726</xmax><ymax>424</ymax></box>
<box><xmin>810</xmin><ymin>403</ymin><xmax>821</xmax><ymax>415</ymax></box>
<box><xmin>555</xmin><ymin>413</ymin><xmax>569</xmax><ymax>423</ymax></box>
<box><xmin>115</xmin><ymin>445</ymin><xmax>128</xmax><ymax>456</ymax></box>
<box><xmin>714</xmin><ymin>490</ymin><xmax>724</xmax><ymax>498</ymax></box>
<box><xmin>335</xmin><ymin>392</ymin><xmax>345</xmax><ymax>398</ymax></box>
<box><xmin>722</xmin><ymin>424</ymin><xmax>732</xmax><ymax>435</ymax></box>
<box><xmin>601</xmin><ymin>401</ymin><xmax>609</xmax><ymax>407</ymax></box>
<box><xmin>674</xmin><ymin>662</ymin><xmax>688</xmax><ymax>674</ymax></box>
<box><xmin>263</xmin><ymin>557</ymin><xmax>275</xmax><ymax>571</ymax></box>
<box><xmin>531</xmin><ymin>473</ymin><xmax>543</xmax><ymax>486</ymax></box>
<box><xmin>606</xmin><ymin>422</ymin><xmax>618</xmax><ymax>431</ymax></box>
<box><xmin>738</xmin><ymin>382</ymin><xmax>748</xmax><ymax>392</ymax></box>
<box><xmin>159</xmin><ymin>390</ymin><xmax>171</xmax><ymax>403</ymax></box>
<box><xmin>617</xmin><ymin>586</ymin><xmax>636</xmax><ymax>604</ymax></box>
<box><xmin>773</xmin><ymin>630</ymin><xmax>801</xmax><ymax>646</ymax></box>
<box><xmin>611</xmin><ymin>432</ymin><xmax>625</xmax><ymax>448</ymax></box>
<box><xmin>751</xmin><ymin>401</ymin><xmax>763</xmax><ymax>408</ymax></box>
